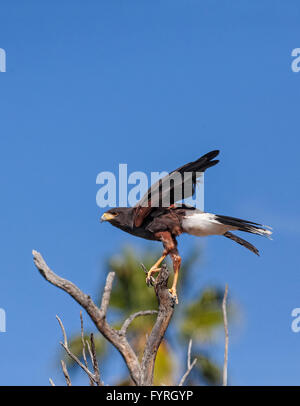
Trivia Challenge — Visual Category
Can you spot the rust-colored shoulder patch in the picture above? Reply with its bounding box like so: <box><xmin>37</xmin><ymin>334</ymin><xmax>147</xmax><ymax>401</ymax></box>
<box><xmin>134</xmin><ymin>206</ymin><xmax>153</xmax><ymax>227</ymax></box>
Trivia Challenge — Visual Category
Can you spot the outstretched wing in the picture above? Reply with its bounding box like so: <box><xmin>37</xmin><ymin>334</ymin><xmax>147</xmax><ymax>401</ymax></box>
<box><xmin>133</xmin><ymin>150</ymin><xmax>220</xmax><ymax>227</ymax></box>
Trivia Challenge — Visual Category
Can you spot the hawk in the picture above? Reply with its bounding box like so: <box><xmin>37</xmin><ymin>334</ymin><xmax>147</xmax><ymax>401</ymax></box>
<box><xmin>101</xmin><ymin>150</ymin><xmax>272</xmax><ymax>303</ymax></box>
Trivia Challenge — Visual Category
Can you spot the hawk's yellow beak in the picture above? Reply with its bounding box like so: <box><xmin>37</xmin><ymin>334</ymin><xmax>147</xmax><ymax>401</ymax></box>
<box><xmin>100</xmin><ymin>212</ymin><xmax>117</xmax><ymax>222</ymax></box>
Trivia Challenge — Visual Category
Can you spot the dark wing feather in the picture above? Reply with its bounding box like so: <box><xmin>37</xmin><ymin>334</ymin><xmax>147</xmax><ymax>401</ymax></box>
<box><xmin>224</xmin><ymin>231</ymin><xmax>259</xmax><ymax>256</ymax></box>
<box><xmin>134</xmin><ymin>150</ymin><xmax>219</xmax><ymax>227</ymax></box>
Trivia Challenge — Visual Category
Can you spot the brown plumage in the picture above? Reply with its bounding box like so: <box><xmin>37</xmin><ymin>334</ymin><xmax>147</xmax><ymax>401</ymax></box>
<box><xmin>101</xmin><ymin>150</ymin><xmax>272</xmax><ymax>303</ymax></box>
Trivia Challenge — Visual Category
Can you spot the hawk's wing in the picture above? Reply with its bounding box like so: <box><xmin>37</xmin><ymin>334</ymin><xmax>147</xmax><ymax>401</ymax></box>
<box><xmin>133</xmin><ymin>150</ymin><xmax>220</xmax><ymax>227</ymax></box>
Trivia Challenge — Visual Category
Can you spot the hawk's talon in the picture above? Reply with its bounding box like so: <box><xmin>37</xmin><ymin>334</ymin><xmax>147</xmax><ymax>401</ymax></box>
<box><xmin>145</xmin><ymin>275</ymin><xmax>152</xmax><ymax>287</ymax></box>
<box><xmin>145</xmin><ymin>267</ymin><xmax>161</xmax><ymax>286</ymax></box>
<box><xmin>168</xmin><ymin>288</ymin><xmax>178</xmax><ymax>304</ymax></box>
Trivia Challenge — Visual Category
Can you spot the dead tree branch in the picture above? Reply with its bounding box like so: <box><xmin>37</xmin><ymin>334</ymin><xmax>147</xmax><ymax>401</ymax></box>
<box><xmin>33</xmin><ymin>249</ymin><xmax>140</xmax><ymax>385</ymax></box>
<box><xmin>120</xmin><ymin>310</ymin><xmax>158</xmax><ymax>336</ymax></box>
<box><xmin>80</xmin><ymin>311</ymin><xmax>94</xmax><ymax>386</ymax></box>
<box><xmin>222</xmin><ymin>283</ymin><xmax>229</xmax><ymax>386</ymax></box>
<box><xmin>56</xmin><ymin>315</ymin><xmax>101</xmax><ymax>385</ymax></box>
<box><xmin>178</xmin><ymin>339</ymin><xmax>197</xmax><ymax>386</ymax></box>
<box><xmin>32</xmin><ymin>250</ymin><xmax>175</xmax><ymax>386</ymax></box>
<box><xmin>140</xmin><ymin>265</ymin><xmax>176</xmax><ymax>385</ymax></box>
<box><xmin>90</xmin><ymin>333</ymin><xmax>101</xmax><ymax>385</ymax></box>
<box><xmin>60</xmin><ymin>360</ymin><xmax>72</xmax><ymax>386</ymax></box>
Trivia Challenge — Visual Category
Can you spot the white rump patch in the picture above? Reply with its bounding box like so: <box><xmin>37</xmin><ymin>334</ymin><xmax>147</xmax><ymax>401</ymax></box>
<box><xmin>182</xmin><ymin>211</ymin><xmax>236</xmax><ymax>237</ymax></box>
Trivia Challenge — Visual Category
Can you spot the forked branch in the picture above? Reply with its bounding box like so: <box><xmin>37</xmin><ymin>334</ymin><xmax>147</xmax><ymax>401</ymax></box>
<box><xmin>32</xmin><ymin>250</ymin><xmax>175</xmax><ymax>386</ymax></box>
<box><xmin>222</xmin><ymin>284</ymin><xmax>229</xmax><ymax>386</ymax></box>
<box><xmin>178</xmin><ymin>339</ymin><xmax>197</xmax><ymax>386</ymax></box>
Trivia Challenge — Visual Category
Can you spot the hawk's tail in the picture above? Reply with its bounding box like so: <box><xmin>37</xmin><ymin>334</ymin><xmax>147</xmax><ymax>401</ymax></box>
<box><xmin>224</xmin><ymin>231</ymin><xmax>260</xmax><ymax>256</ymax></box>
<box><xmin>215</xmin><ymin>214</ymin><xmax>272</xmax><ymax>238</ymax></box>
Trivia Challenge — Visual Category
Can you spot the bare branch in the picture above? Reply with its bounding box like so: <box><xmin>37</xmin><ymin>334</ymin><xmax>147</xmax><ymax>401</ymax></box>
<box><xmin>56</xmin><ymin>315</ymin><xmax>67</xmax><ymax>347</ymax></box>
<box><xmin>100</xmin><ymin>272</ymin><xmax>115</xmax><ymax>315</ymax></box>
<box><xmin>61</xmin><ymin>360</ymin><xmax>72</xmax><ymax>386</ymax></box>
<box><xmin>32</xmin><ymin>250</ymin><xmax>142</xmax><ymax>385</ymax></box>
<box><xmin>140</xmin><ymin>264</ymin><xmax>176</xmax><ymax>385</ymax></box>
<box><xmin>178</xmin><ymin>339</ymin><xmax>197</xmax><ymax>386</ymax></box>
<box><xmin>140</xmin><ymin>263</ymin><xmax>155</xmax><ymax>286</ymax></box>
<box><xmin>120</xmin><ymin>310</ymin><xmax>158</xmax><ymax>336</ymax></box>
<box><xmin>179</xmin><ymin>359</ymin><xmax>197</xmax><ymax>386</ymax></box>
<box><xmin>60</xmin><ymin>342</ymin><xmax>97</xmax><ymax>383</ymax></box>
<box><xmin>222</xmin><ymin>283</ymin><xmax>229</xmax><ymax>386</ymax></box>
<box><xmin>49</xmin><ymin>378</ymin><xmax>55</xmax><ymax>386</ymax></box>
<box><xmin>85</xmin><ymin>339</ymin><xmax>93</xmax><ymax>365</ymax></box>
<box><xmin>80</xmin><ymin>311</ymin><xmax>94</xmax><ymax>386</ymax></box>
<box><xmin>90</xmin><ymin>333</ymin><xmax>103</xmax><ymax>386</ymax></box>
<box><xmin>33</xmin><ymin>251</ymin><xmax>177</xmax><ymax>386</ymax></box>
<box><xmin>56</xmin><ymin>315</ymin><xmax>97</xmax><ymax>384</ymax></box>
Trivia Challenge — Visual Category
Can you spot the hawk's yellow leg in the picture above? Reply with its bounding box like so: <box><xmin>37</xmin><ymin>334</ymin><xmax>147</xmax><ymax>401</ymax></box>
<box><xmin>168</xmin><ymin>253</ymin><xmax>181</xmax><ymax>304</ymax></box>
<box><xmin>145</xmin><ymin>254</ymin><xmax>167</xmax><ymax>285</ymax></box>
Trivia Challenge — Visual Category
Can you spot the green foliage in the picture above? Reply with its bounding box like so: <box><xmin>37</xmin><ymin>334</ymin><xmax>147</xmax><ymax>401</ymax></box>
<box><xmin>153</xmin><ymin>341</ymin><xmax>176</xmax><ymax>386</ymax></box>
<box><xmin>192</xmin><ymin>354</ymin><xmax>222</xmax><ymax>385</ymax></box>
<box><xmin>181</xmin><ymin>288</ymin><xmax>226</xmax><ymax>342</ymax></box>
<box><xmin>108</xmin><ymin>247</ymin><xmax>160</xmax><ymax>314</ymax></box>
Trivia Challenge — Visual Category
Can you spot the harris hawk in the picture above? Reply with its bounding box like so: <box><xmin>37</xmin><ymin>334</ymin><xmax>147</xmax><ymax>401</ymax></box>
<box><xmin>101</xmin><ymin>150</ymin><xmax>272</xmax><ymax>303</ymax></box>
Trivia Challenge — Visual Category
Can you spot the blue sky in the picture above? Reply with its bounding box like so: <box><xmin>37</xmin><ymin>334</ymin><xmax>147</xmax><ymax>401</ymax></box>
<box><xmin>0</xmin><ymin>0</ymin><xmax>300</xmax><ymax>385</ymax></box>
